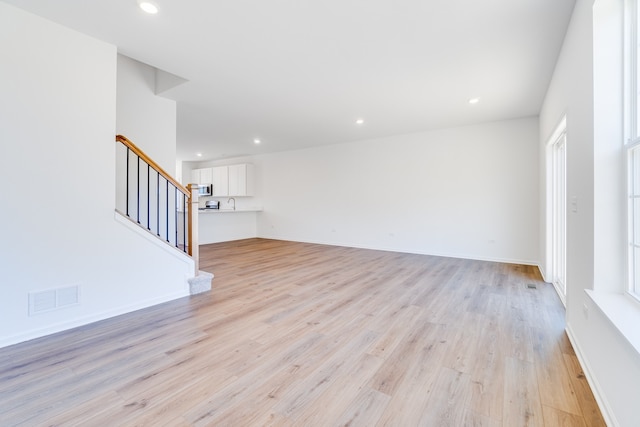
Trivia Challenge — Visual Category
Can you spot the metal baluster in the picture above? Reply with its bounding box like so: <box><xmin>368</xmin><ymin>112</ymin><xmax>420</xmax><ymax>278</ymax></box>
<box><xmin>136</xmin><ymin>157</ymin><xmax>141</xmax><ymax>224</ymax></box>
<box><xmin>118</xmin><ymin>137</ymin><xmax>191</xmax><ymax>255</ymax></box>
<box><xmin>157</xmin><ymin>172</ymin><xmax>160</xmax><ymax>237</ymax></box>
<box><xmin>147</xmin><ymin>163</ymin><xmax>151</xmax><ymax>230</ymax></box>
<box><xmin>183</xmin><ymin>193</ymin><xmax>187</xmax><ymax>252</ymax></box>
<box><xmin>174</xmin><ymin>186</ymin><xmax>179</xmax><ymax>248</ymax></box>
<box><xmin>125</xmin><ymin>146</ymin><xmax>130</xmax><ymax>217</ymax></box>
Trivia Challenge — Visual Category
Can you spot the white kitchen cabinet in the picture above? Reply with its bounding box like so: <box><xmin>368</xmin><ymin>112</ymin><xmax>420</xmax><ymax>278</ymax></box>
<box><xmin>191</xmin><ymin>167</ymin><xmax>212</xmax><ymax>184</ymax></box>
<box><xmin>190</xmin><ymin>168</ymin><xmax>200</xmax><ymax>184</ymax></box>
<box><xmin>200</xmin><ymin>168</ymin><xmax>213</xmax><ymax>185</ymax></box>
<box><xmin>211</xmin><ymin>166</ymin><xmax>229</xmax><ymax>197</ymax></box>
<box><xmin>228</xmin><ymin>164</ymin><xmax>254</xmax><ymax>196</ymax></box>
<box><xmin>192</xmin><ymin>164</ymin><xmax>253</xmax><ymax>197</ymax></box>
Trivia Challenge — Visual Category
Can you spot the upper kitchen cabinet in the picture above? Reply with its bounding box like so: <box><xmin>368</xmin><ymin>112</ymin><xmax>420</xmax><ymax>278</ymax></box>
<box><xmin>211</xmin><ymin>166</ymin><xmax>229</xmax><ymax>197</ymax></box>
<box><xmin>191</xmin><ymin>163</ymin><xmax>253</xmax><ymax>197</ymax></box>
<box><xmin>191</xmin><ymin>167</ymin><xmax>212</xmax><ymax>185</ymax></box>
<box><xmin>228</xmin><ymin>164</ymin><xmax>254</xmax><ymax>196</ymax></box>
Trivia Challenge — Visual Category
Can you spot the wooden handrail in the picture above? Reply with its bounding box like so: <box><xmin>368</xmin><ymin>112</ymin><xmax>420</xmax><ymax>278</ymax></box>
<box><xmin>116</xmin><ymin>135</ymin><xmax>189</xmax><ymax>196</ymax></box>
<box><xmin>116</xmin><ymin>134</ymin><xmax>197</xmax><ymax>260</ymax></box>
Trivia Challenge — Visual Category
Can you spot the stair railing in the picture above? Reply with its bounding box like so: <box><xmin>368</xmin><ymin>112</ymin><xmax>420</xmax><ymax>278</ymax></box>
<box><xmin>115</xmin><ymin>135</ymin><xmax>198</xmax><ymax>271</ymax></box>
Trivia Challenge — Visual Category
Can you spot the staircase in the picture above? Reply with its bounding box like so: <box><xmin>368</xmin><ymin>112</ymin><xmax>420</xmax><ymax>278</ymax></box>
<box><xmin>115</xmin><ymin>135</ymin><xmax>212</xmax><ymax>294</ymax></box>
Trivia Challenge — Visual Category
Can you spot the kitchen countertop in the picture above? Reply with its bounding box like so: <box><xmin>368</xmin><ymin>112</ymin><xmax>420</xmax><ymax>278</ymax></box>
<box><xmin>198</xmin><ymin>207</ymin><xmax>262</xmax><ymax>213</ymax></box>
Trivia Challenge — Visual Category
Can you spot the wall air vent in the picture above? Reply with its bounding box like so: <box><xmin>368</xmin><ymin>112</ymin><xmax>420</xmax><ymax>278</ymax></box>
<box><xmin>29</xmin><ymin>285</ymin><xmax>80</xmax><ymax>316</ymax></box>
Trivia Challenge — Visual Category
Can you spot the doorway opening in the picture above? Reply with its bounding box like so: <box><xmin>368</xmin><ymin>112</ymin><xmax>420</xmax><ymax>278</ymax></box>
<box><xmin>548</xmin><ymin>116</ymin><xmax>567</xmax><ymax>305</ymax></box>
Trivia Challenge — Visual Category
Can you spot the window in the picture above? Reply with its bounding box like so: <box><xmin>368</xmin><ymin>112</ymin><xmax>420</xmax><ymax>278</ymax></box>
<box><xmin>627</xmin><ymin>0</ymin><xmax>640</xmax><ymax>300</ymax></box>
<box><xmin>627</xmin><ymin>144</ymin><xmax>640</xmax><ymax>299</ymax></box>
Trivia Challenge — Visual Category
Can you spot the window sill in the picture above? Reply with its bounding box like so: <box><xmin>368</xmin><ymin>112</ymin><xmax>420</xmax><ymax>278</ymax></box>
<box><xmin>585</xmin><ymin>289</ymin><xmax>640</xmax><ymax>357</ymax></box>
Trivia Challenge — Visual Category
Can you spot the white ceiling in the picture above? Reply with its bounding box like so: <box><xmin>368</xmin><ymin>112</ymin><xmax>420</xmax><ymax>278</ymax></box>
<box><xmin>4</xmin><ymin>0</ymin><xmax>576</xmax><ymax>161</ymax></box>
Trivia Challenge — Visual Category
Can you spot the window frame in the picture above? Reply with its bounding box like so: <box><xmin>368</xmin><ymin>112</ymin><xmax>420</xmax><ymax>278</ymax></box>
<box><xmin>627</xmin><ymin>143</ymin><xmax>640</xmax><ymax>301</ymax></box>
<box><xmin>626</xmin><ymin>0</ymin><xmax>640</xmax><ymax>301</ymax></box>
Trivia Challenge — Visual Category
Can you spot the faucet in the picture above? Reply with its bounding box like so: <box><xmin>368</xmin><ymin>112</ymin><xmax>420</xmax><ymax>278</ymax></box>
<box><xmin>228</xmin><ymin>197</ymin><xmax>236</xmax><ymax>210</ymax></box>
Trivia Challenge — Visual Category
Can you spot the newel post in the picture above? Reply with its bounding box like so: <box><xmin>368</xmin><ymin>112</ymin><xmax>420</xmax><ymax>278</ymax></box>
<box><xmin>187</xmin><ymin>184</ymin><xmax>213</xmax><ymax>295</ymax></box>
<box><xmin>188</xmin><ymin>183</ymin><xmax>199</xmax><ymax>274</ymax></box>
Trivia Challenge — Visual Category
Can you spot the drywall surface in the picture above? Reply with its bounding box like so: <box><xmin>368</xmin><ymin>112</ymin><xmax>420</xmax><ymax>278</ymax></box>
<box><xmin>115</xmin><ymin>55</ymin><xmax>184</xmax><ymax>241</ymax></box>
<box><xmin>255</xmin><ymin>117</ymin><xmax>540</xmax><ymax>264</ymax></box>
<box><xmin>0</xmin><ymin>4</ymin><xmax>193</xmax><ymax>348</ymax></box>
<box><xmin>116</xmin><ymin>54</ymin><xmax>177</xmax><ymax>173</ymax></box>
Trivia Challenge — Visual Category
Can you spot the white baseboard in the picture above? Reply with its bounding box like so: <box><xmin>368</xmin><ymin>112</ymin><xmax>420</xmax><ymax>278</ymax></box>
<box><xmin>258</xmin><ymin>235</ymin><xmax>540</xmax><ymax>266</ymax></box>
<box><xmin>565</xmin><ymin>324</ymin><xmax>618</xmax><ymax>427</ymax></box>
<box><xmin>0</xmin><ymin>290</ymin><xmax>189</xmax><ymax>350</ymax></box>
<box><xmin>538</xmin><ymin>264</ymin><xmax>549</xmax><ymax>282</ymax></box>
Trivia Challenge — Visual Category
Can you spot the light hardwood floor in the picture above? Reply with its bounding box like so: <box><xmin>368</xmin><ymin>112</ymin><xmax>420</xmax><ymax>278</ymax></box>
<box><xmin>0</xmin><ymin>238</ymin><xmax>605</xmax><ymax>426</ymax></box>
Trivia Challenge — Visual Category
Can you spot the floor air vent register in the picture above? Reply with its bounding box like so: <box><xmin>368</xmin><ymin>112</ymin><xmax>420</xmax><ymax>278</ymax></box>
<box><xmin>28</xmin><ymin>285</ymin><xmax>80</xmax><ymax>316</ymax></box>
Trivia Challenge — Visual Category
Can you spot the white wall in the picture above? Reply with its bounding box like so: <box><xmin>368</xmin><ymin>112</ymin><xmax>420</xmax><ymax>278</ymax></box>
<box><xmin>116</xmin><ymin>54</ymin><xmax>177</xmax><ymax>173</ymax></box>
<box><xmin>0</xmin><ymin>3</ymin><xmax>193</xmax><ymax>348</ymax></box>
<box><xmin>254</xmin><ymin>118</ymin><xmax>540</xmax><ymax>264</ymax></box>
<box><xmin>187</xmin><ymin>118</ymin><xmax>539</xmax><ymax>263</ymax></box>
<box><xmin>540</xmin><ymin>1</ymin><xmax>640</xmax><ymax>426</ymax></box>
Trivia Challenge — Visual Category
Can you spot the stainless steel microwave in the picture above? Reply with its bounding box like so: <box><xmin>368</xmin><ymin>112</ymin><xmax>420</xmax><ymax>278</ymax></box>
<box><xmin>197</xmin><ymin>184</ymin><xmax>212</xmax><ymax>196</ymax></box>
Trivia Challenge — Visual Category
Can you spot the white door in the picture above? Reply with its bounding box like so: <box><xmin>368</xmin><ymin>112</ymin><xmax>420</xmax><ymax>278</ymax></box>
<box><xmin>551</xmin><ymin>131</ymin><xmax>567</xmax><ymax>303</ymax></box>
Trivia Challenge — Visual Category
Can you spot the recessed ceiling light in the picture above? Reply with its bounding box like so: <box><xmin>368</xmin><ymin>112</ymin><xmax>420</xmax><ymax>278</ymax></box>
<box><xmin>196</xmin><ymin>152</ymin><xmax>203</xmax><ymax>157</ymax></box>
<box><xmin>254</xmin><ymin>139</ymin><xmax>261</xmax><ymax>144</ymax></box>
<box><xmin>356</xmin><ymin>119</ymin><xmax>364</xmax><ymax>125</ymax></box>
<box><xmin>468</xmin><ymin>97</ymin><xmax>480</xmax><ymax>105</ymax></box>
<box><xmin>139</xmin><ymin>1</ymin><xmax>159</xmax><ymax>14</ymax></box>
